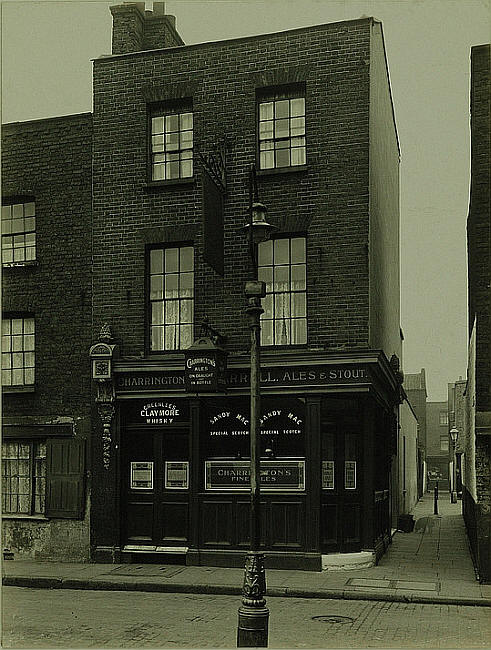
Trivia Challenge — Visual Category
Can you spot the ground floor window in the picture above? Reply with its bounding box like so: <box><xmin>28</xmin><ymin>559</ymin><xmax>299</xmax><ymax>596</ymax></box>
<box><xmin>1</xmin><ymin>440</ymin><xmax>46</xmax><ymax>514</ymax></box>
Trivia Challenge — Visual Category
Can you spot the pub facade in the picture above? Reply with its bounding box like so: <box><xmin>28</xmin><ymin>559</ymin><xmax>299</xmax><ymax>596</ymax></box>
<box><xmin>2</xmin><ymin>2</ymin><xmax>403</xmax><ymax>569</ymax></box>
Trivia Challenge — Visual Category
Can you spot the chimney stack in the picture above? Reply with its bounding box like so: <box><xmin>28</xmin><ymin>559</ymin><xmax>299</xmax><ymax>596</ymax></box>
<box><xmin>110</xmin><ymin>2</ymin><xmax>184</xmax><ymax>56</ymax></box>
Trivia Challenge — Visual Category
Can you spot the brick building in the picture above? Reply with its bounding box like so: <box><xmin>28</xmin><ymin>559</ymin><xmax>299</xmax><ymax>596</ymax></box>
<box><xmin>1</xmin><ymin>114</ymin><xmax>92</xmax><ymax>560</ymax></box>
<box><xmin>466</xmin><ymin>43</ymin><xmax>490</xmax><ymax>583</ymax></box>
<box><xmin>425</xmin><ymin>401</ymin><xmax>450</xmax><ymax>488</ymax></box>
<box><xmin>404</xmin><ymin>368</ymin><xmax>427</xmax><ymax>496</ymax></box>
<box><xmin>2</xmin><ymin>3</ymin><xmax>402</xmax><ymax>569</ymax></box>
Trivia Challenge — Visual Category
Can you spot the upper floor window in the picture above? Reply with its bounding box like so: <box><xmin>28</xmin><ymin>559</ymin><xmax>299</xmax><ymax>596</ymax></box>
<box><xmin>2</xmin><ymin>440</ymin><xmax>46</xmax><ymax>515</ymax></box>
<box><xmin>439</xmin><ymin>411</ymin><xmax>448</xmax><ymax>426</ymax></box>
<box><xmin>258</xmin><ymin>237</ymin><xmax>307</xmax><ymax>346</ymax></box>
<box><xmin>440</xmin><ymin>435</ymin><xmax>449</xmax><ymax>452</ymax></box>
<box><xmin>2</xmin><ymin>316</ymin><xmax>35</xmax><ymax>386</ymax></box>
<box><xmin>2</xmin><ymin>201</ymin><xmax>36</xmax><ymax>264</ymax></box>
<box><xmin>258</xmin><ymin>87</ymin><xmax>306</xmax><ymax>170</ymax></box>
<box><xmin>150</xmin><ymin>106</ymin><xmax>193</xmax><ymax>181</ymax></box>
<box><xmin>148</xmin><ymin>245</ymin><xmax>194</xmax><ymax>351</ymax></box>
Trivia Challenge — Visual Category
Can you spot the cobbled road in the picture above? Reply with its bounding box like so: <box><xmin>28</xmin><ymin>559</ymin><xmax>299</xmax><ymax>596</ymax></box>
<box><xmin>2</xmin><ymin>587</ymin><xmax>490</xmax><ymax>648</ymax></box>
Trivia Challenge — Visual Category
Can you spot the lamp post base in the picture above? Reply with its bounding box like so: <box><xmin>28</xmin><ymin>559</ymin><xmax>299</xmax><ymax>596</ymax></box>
<box><xmin>237</xmin><ymin>604</ymin><xmax>269</xmax><ymax>648</ymax></box>
<box><xmin>451</xmin><ymin>491</ymin><xmax>458</xmax><ymax>503</ymax></box>
<box><xmin>237</xmin><ymin>551</ymin><xmax>269</xmax><ymax>647</ymax></box>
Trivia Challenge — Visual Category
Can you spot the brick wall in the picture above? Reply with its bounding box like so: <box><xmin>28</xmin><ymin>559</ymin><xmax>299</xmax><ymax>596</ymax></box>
<box><xmin>92</xmin><ymin>19</ymin><xmax>377</xmax><ymax>357</ymax></box>
<box><xmin>2</xmin><ymin>114</ymin><xmax>93</xmax><ymax>416</ymax></box>
<box><xmin>1</xmin><ymin>113</ymin><xmax>93</xmax><ymax>561</ymax></box>
<box><xmin>467</xmin><ymin>44</ymin><xmax>490</xmax><ymax>412</ymax></box>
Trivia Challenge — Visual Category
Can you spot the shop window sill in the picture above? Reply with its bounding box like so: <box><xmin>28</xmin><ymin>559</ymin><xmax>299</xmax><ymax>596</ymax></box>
<box><xmin>2</xmin><ymin>260</ymin><xmax>39</xmax><ymax>269</ymax></box>
<box><xmin>256</xmin><ymin>165</ymin><xmax>308</xmax><ymax>177</ymax></box>
<box><xmin>143</xmin><ymin>178</ymin><xmax>195</xmax><ymax>189</ymax></box>
<box><xmin>2</xmin><ymin>514</ymin><xmax>48</xmax><ymax>521</ymax></box>
<box><xmin>2</xmin><ymin>386</ymin><xmax>35</xmax><ymax>394</ymax></box>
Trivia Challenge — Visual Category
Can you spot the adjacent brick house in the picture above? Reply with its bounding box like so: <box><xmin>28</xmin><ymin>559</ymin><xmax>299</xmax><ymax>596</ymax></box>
<box><xmin>2</xmin><ymin>2</ymin><xmax>402</xmax><ymax>569</ymax></box>
<box><xmin>1</xmin><ymin>114</ymin><xmax>92</xmax><ymax>560</ymax></box>
<box><xmin>404</xmin><ymin>369</ymin><xmax>427</xmax><ymax>496</ymax></box>
<box><xmin>466</xmin><ymin>43</ymin><xmax>490</xmax><ymax>583</ymax></box>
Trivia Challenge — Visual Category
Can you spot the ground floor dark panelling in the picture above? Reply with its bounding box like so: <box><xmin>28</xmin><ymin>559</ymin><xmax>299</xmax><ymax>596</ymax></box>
<box><xmin>463</xmin><ymin>486</ymin><xmax>491</xmax><ymax>583</ymax></box>
<box><xmin>90</xmin><ymin>352</ymin><xmax>400</xmax><ymax>570</ymax></box>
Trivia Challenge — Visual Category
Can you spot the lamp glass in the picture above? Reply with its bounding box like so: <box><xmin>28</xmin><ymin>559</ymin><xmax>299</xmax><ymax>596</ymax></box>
<box><xmin>450</xmin><ymin>428</ymin><xmax>458</xmax><ymax>444</ymax></box>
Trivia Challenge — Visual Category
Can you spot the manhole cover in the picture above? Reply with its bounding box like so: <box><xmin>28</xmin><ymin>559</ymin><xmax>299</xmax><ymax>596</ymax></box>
<box><xmin>312</xmin><ymin>616</ymin><xmax>354</xmax><ymax>624</ymax></box>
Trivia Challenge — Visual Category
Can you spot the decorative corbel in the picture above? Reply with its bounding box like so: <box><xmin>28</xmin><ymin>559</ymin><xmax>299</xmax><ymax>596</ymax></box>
<box><xmin>89</xmin><ymin>324</ymin><xmax>118</xmax><ymax>470</ymax></box>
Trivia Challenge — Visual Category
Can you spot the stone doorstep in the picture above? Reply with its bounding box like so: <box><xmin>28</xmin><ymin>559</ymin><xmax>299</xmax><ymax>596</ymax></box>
<box><xmin>322</xmin><ymin>551</ymin><xmax>375</xmax><ymax>571</ymax></box>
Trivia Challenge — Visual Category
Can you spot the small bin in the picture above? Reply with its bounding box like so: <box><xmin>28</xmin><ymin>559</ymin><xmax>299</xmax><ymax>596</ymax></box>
<box><xmin>397</xmin><ymin>514</ymin><xmax>415</xmax><ymax>533</ymax></box>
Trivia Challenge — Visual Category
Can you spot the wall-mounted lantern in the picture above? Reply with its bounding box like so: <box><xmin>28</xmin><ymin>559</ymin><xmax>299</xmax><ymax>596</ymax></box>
<box><xmin>89</xmin><ymin>324</ymin><xmax>118</xmax><ymax>470</ymax></box>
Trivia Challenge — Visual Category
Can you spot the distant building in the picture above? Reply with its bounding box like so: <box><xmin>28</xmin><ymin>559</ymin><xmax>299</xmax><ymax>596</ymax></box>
<box><xmin>448</xmin><ymin>379</ymin><xmax>466</xmax><ymax>498</ymax></box>
<box><xmin>466</xmin><ymin>43</ymin><xmax>490</xmax><ymax>583</ymax></box>
<box><xmin>404</xmin><ymin>369</ymin><xmax>427</xmax><ymax>496</ymax></box>
<box><xmin>425</xmin><ymin>401</ymin><xmax>450</xmax><ymax>488</ymax></box>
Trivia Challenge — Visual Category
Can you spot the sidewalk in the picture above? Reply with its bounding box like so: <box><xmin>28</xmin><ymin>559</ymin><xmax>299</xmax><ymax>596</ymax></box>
<box><xmin>3</xmin><ymin>492</ymin><xmax>491</xmax><ymax>606</ymax></box>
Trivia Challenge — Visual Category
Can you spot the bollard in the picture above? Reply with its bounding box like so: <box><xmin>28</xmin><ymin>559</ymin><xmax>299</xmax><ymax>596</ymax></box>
<box><xmin>434</xmin><ymin>482</ymin><xmax>439</xmax><ymax>515</ymax></box>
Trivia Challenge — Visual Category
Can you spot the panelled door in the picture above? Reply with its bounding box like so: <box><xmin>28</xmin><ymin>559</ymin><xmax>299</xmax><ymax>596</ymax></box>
<box><xmin>122</xmin><ymin>427</ymin><xmax>189</xmax><ymax>548</ymax></box>
<box><xmin>320</xmin><ymin>401</ymin><xmax>362</xmax><ymax>553</ymax></box>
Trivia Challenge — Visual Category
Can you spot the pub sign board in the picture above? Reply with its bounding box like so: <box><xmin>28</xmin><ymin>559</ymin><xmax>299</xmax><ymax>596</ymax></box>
<box><xmin>184</xmin><ymin>338</ymin><xmax>228</xmax><ymax>392</ymax></box>
<box><xmin>122</xmin><ymin>398</ymin><xmax>189</xmax><ymax>426</ymax></box>
<box><xmin>205</xmin><ymin>460</ymin><xmax>305</xmax><ymax>491</ymax></box>
<box><xmin>202</xmin><ymin>396</ymin><xmax>305</xmax><ymax>458</ymax></box>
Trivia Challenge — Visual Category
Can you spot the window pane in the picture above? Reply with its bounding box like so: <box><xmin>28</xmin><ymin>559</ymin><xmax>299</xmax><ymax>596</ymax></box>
<box><xmin>275</xmin><ymin>293</ymin><xmax>291</xmax><ymax>320</ymax></box>
<box><xmin>290</xmin><ymin>117</ymin><xmax>305</xmax><ymax>136</ymax></box>
<box><xmin>14</xmin><ymin>248</ymin><xmax>26</xmax><ymax>262</ymax></box>
<box><xmin>151</xmin><ymin>326</ymin><xmax>164</xmax><ymax>351</ymax></box>
<box><xmin>165</xmin><ymin>248</ymin><xmax>179</xmax><ymax>272</ymax></box>
<box><xmin>151</xmin><ymin>302</ymin><xmax>164</xmax><ymax>325</ymax></box>
<box><xmin>12</xmin><ymin>369</ymin><xmax>24</xmax><ymax>385</ymax></box>
<box><xmin>24</xmin><ymin>202</ymin><xmax>35</xmax><ymax>217</ymax></box>
<box><xmin>150</xmin><ymin>275</ymin><xmax>163</xmax><ymax>300</ymax></box>
<box><xmin>165</xmin><ymin>325</ymin><xmax>178</xmax><ymax>350</ymax></box>
<box><xmin>262</xmin><ymin>293</ymin><xmax>273</xmax><ymax>319</ymax></box>
<box><xmin>275</xmin><ymin>319</ymin><xmax>290</xmax><ymax>345</ymax></box>
<box><xmin>2</xmin><ymin>219</ymin><xmax>12</xmax><ymax>234</ymax></box>
<box><xmin>12</xmin><ymin>204</ymin><xmax>23</xmax><ymax>218</ymax></box>
<box><xmin>291</xmin><ymin>292</ymin><xmax>306</xmax><ymax>318</ymax></box>
<box><xmin>153</xmin><ymin>164</ymin><xmax>165</xmax><ymax>181</ymax></box>
<box><xmin>258</xmin><ymin>266</ymin><xmax>273</xmax><ymax>292</ymax></box>
<box><xmin>2</xmin><ymin>320</ymin><xmax>11</xmax><ymax>335</ymax></box>
<box><xmin>292</xmin><ymin>319</ymin><xmax>307</xmax><ymax>344</ymax></box>
<box><xmin>291</xmin><ymin>238</ymin><xmax>306</xmax><ymax>264</ymax></box>
<box><xmin>2</xmin><ymin>369</ymin><xmax>11</xmax><ymax>385</ymax></box>
<box><xmin>12</xmin><ymin>352</ymin><xmax>23</xmax><ymax>368</ymax></box>
<box><xmin>275</xmin><ymin>99</ymin><xmax>289</xmax><ymax>119</ymax></box>
<box><xmin>152</xmin><ymin>116</ymin><xmax>164</xmax><ymax>134</ymax></box>
<box><xmin>180</xmin><ymin>159</ymin><xmax>193</xmax><ymax>178</ymax></box>
<box><xmin>290</xmin><ymin>97</ymin><xmax>305</xmax><ymax>117</ymax></box>
<box><xmin>180</xmin><ymin>324</ymin><xmax>193</xmax><ymax>349</ymax></box>
<box><xmin>274</xmin><ymin>239</ymin><xmax>290</xmax><ymax>265</ymax></box>
<box><xmin>166</xmin><ymin>132</ymin><xmax>179</xmax><ymax>151</ymax></box>
<box><xmin>167</xmin><ymin>161</ymin><xmax>180</xmax><ymax>179</ymax></box>
<box><xmin>180</xmin><ymin>272</ymin><xmax>193</xmax><ymax>298</ymax></box>
<box><xmin>180</xmin><ymin>113</ymin><xmax>193</xmax><ymax>130</ymax></box>
<box><xmin>291</xmin><ymin>264</ymin><xmax>306</xmax><ymax>290</ymax></box>
<box><xmin>24</xmin><ymin>368</ymin><xmax>35</xmax><ymax>385</ymax></box>
<box><xmin>258</xmin><ymin>240</ymin><xmax>273</xmax><ymax>266</ymax></box>
<box><xmin>291</xmin><ymin>146</ymin><xmax>306</xmax><ymax>166</ymax></box>
<box><xmin>12</xmin><ymin>336</ymin><xmax>23</xmax><ymax>352</ymax></box>
<box><xmin>276</xmin><ymin>148</ymin><xmax>290</xmax><ymax>167</ymax></box>
<box><xmin>2</xmin><ymin>353</ymin><xmax>11</xmax><ymax>369</ymax></box>
<box><xmin>24</xmin><ymin>334</ymin><xmax>35</xmax><ymax>350</ymax></box>
<box><xmin>275</xmin><ymin>118</ymin><xmax>290</xmax><ymax>139</ymax></box>
<box><xmin>165</xmin><ymin>300</ymin><xmax>179</xmax><ymax>325</ymax></box>
<box><xmin>259</xmin><ymin>121</ymin><xmax>274</xmax><ymax>140</ymax></box>
<box><xmin>165</xmin><ymin>114</ymin><xmax>179</xmax><ymax>132</ymax></box>
<box><xmin>180</xmin><ymin>300</ymin><xmax>193</xmax><ymax>324</ymax></box>
<box><xmin>24</xmin><ymin>351</ymin><xmax>35</xmax><ymax>367</ymax></box>
<box><xmin>165</xmin><ymin>274</ymin><xmax>179</xmax><ymax>298</ymax></box>
<box><xmin>2</xmin><ymin>205</ymin><xmax>11</xmax><ymax>219</ymax></box>
<box><xmin>259</xmin><ymin>102</ymin><xmax>274</xmax><ymax>120</ymax></box>
<box><xmin>181</xmin><ymin>130</ymin><xmax>193</xmax><ymax>147</ymax></box>
<box><xmin>260</xmin><ymin>320</ymin><xmax>273</xmax><ymax>346</ymax></box>
<box><xmin>150</xmin><ymin>248</ymin><xmax>163</xmax><ymax>275</ymax></box>
<box><xmin>3</xmin><ymin>249</ymin><xmax>13</xmax><ymax>263</ymax></box>
<box><xmin>180</xmin><ymin>246</ymin><xmax>194</xmax><ymax>272</ymax></box>
<box><xmin>274</xmin><ymin>265</ymin><xmax>289</xmax><ymax>292</ymax></box>
<box><xmin>25</xmin><ymin>217</ymin><xmax>35</xmax><ymax>232</ymax></box>
<box><xmin>3</xmin><ymin>334</ymin><xmax>11</xmax><ymax>351</ymax></box>
<box><xmin>260</xmin><ymin>151</ymin><xmax>274</xmax><ymax>169</ymax></box>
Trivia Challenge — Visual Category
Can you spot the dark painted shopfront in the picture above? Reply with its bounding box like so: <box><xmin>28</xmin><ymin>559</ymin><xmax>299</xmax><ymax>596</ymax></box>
<box><xmin>93</xmin><ymin>351</ymin><xmax>399</xmax><ymax>571</ymax></box>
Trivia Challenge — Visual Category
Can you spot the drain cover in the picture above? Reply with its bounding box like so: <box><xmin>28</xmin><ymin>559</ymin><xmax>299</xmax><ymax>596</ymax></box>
<box><xmin>312</xmin><ymin>616</ymin><xmax>354</xmax><ymax>624</ymax></box>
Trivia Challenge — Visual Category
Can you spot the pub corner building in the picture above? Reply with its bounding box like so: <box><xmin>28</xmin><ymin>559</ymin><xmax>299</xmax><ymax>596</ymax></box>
<box><xmin>2</xmin><ymin>3</ymin><xmax>405</xmax><ymax>571</ymax></box>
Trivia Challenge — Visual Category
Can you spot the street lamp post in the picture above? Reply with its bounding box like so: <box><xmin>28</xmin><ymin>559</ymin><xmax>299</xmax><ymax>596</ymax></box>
<box><xmin>449</xmin><ymin>427</ymin><xmax>459</xmax><ymax>504</ymax></box>
<box><xmin>237</xmin><ymin>165</ymin><xmax>277</xmax><ymax>648</ymax></box>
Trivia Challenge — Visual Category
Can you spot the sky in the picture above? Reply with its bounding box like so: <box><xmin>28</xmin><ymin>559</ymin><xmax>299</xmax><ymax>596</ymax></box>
<box><xmin>1</xmin><ymin>0</ymin><xmax>489</xmax><ymax>400</ymax></box>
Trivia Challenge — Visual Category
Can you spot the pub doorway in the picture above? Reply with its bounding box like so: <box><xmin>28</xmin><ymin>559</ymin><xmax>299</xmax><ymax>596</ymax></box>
<box><xmin>121</xmin><ymin>426</ymin><xmax>190</xmax><ymax>552</ymax></box>
<box><xmin>320</xmin><ymin>397</ymin><xmax>363</xmax><ymax>553</ymax></box>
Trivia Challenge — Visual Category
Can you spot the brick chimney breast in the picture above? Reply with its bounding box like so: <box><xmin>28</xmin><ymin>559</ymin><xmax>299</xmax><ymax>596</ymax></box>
<box><xmin>110</xmin><ymin>2</ymin><xmax>183</xmax><ymax>55</ymax></box>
